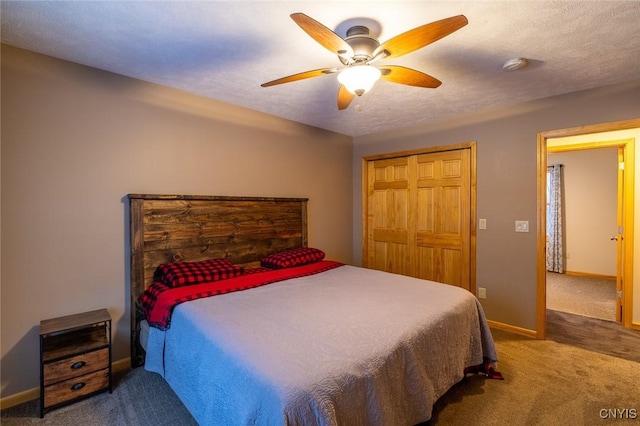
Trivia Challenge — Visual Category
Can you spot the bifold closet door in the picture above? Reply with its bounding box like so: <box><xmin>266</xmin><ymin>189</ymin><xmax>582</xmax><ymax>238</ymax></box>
<box><xmin>365</xmin><ymin>148</ymin><xmax>471</xmax><ymax>290</ymax></box>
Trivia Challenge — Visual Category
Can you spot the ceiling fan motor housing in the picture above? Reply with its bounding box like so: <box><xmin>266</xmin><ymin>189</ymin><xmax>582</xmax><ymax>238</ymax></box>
<box><xmin>344</xmin><ymin>26</ymin><xmax>380</xmax><ymax>62</ymax></box>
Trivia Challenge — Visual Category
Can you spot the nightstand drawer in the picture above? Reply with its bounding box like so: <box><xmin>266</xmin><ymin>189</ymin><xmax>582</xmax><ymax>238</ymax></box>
<box><xmin>44</xmin><ymin>369</ymin><xmax>110</xmax><ymax>408</ymax></box>
<box><xmin>43</xmin><ymin>348</ymin><xmax>109</xmax><ymax>385</ymax></box>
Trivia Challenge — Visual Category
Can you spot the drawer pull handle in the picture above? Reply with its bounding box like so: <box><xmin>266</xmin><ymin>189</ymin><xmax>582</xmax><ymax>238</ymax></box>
<box><xmin>70</xmin><ymin>382</ymin><xmax>86</xmax><ymax>391</ymax></box>
<box><xmin>71</xmin><ymin>361</ymin><xmax>86</xmax><ymax>370</ymax></box>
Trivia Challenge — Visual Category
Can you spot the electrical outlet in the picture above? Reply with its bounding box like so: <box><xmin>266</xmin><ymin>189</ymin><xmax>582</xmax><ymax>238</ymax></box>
<box><xmin>515</xmin><ymin>220</ymin><xmax>529</xmax><ymax>232</ymax></box>
<box><xmin>478</xmin><ymin>287</ymin><xmax>486</xmax><ymax>299</ymax></box>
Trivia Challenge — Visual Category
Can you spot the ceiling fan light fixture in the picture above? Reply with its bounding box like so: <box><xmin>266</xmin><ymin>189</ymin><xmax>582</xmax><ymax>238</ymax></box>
<box><xmin>338</xmin><ymin>64</ymin><xmax>381</xmax><ymax>96</ymax></box>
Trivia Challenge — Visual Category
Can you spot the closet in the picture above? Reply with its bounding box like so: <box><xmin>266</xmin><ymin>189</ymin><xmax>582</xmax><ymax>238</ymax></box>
<box><xmin>363</xmin><ymin>144</ymin><xmax>475</xmax><ymax>291</ymax></box>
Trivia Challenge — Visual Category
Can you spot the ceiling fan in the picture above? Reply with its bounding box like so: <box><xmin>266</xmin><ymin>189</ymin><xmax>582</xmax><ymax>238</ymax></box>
<box><xmin>261</xmin><ymin>13</ymin><xmax>468</xmax><ymax>110</ymax></box>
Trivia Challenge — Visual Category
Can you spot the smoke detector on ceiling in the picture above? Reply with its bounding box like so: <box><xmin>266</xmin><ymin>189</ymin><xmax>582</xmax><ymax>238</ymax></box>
<box><xmin>502</xmin><ymin>58</ymin><xmax>528</xmax><ymax>71</ymax></box>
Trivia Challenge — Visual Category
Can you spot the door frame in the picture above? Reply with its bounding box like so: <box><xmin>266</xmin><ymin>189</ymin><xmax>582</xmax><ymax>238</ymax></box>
<box><xmin>537</xmin><ymin>119</ymin><xmax>638</xmax><ymax>337</ymax></box>
<box><xmin>362</xmin><ymin>142</ymin><xmax>477</xmax><ymax>293</ymax></box>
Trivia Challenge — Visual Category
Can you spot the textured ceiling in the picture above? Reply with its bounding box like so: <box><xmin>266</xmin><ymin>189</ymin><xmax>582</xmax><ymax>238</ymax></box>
<box><xmin>2</xmin><ymin>1</ymin><xmax>640</xmax><ymax>137</ymax></box>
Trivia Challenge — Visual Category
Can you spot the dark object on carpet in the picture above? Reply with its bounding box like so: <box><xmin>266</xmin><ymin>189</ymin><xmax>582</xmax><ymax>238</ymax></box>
<box><xmin>463</xmin><ymin>360</ymin><xmax>504</xmax><ymax>380</ymax></box>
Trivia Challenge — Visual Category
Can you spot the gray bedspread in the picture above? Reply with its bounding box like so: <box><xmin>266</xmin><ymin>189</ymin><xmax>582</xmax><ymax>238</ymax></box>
<box><xmin>145</xmin><ymin>264</ymin><xmax>497</xmax><ymax>425</ymax></box>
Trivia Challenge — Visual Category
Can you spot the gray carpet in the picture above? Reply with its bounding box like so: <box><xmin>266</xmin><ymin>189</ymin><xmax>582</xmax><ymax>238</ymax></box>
<box><xmin>546</xmin><ymin>272</ymin><xmax>616</xmax><ymax>321</ymax></box>
<box><xmin>3</xmin><ymin>328</ymin><xmax>639</xmax><ymax>425</ymax></box>
<box><xmin>430</xmin><ymin>329</ymin><xmax>640</xmax><ymax>425</ymax></box>
<box><xmin>1</xmin><ymin>368</ymin><xmax>198</xmax><ymax>426</ymax></box>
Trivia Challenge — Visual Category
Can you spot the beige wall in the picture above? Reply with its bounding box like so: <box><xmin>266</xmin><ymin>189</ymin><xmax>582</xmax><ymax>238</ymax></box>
<box><xmin>548</xmin><ymin>148</ymin><xmax>618</xmax><ymax>276</ymax></box>
<box><xmin>0</xmin><ymin>45</ymin><xmax>353</xmax><ymax>397</ymax></box>
<box><xmin>353</xmin><ymin>79</ymin><xmax>640</xmax><ymax>332</ymax></box>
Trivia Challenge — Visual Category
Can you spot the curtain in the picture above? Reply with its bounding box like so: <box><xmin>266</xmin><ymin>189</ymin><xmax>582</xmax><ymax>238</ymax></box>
<box><xmin>546</xmin><ymin>164</ymin><xmax>564</xmax><ymax>273</ymax></box>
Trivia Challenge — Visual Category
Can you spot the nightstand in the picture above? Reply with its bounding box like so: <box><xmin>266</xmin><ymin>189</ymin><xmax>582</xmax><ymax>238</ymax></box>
<box><xmin>39</xmin><ymin>308</ymin><xmax>112</xmax><ymax>417</ymax></box>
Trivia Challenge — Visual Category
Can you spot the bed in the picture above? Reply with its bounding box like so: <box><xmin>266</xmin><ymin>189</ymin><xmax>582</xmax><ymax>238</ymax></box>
<box><xmin>128</xmin><ymin>194</ymin><xmax>499</xmax><ymax>425</ymax></box>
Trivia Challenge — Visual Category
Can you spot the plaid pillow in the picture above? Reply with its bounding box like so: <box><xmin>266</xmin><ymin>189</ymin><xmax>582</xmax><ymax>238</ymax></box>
<box><xmin>154</xmin><ymin>258</ymin><xmax>243</xmax><ymax>288</ymax></box>
<box><xmin>260</xmin><ymin>247</ymin><xmax>325</xmax><ymax>269</ymax></box>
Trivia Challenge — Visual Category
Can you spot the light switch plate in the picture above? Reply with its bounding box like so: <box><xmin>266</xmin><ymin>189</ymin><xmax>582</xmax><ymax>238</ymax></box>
<box><xmin>478</xmin><ymin>287</ymin><xmax>486</xmax><ymax>299</ymax></box>
<box><xmin>515</xmin><ymin>220</ymin><xmax>529</xmax><ymax>232</ymax></box>
<box><xmin>479</xmin><ymin>218</ymin><xmax>487</xmax><ymax>230</ymax></box>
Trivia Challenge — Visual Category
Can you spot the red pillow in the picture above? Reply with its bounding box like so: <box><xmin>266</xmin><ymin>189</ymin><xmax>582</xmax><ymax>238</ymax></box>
<box><xmin>154</xmin><ymin>258</ymin><xmax>243</xmax><ymax>288</ymax></box>
<box><xmin>260</xmin><ymin>247</ymin><xmax>325</xmax><ymax>269</ymax></box>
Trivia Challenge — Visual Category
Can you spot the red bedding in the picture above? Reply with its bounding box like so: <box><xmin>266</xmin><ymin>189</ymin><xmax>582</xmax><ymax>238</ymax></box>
<box><xmin>141</xmin><ymin>260</ymin><xmax>344</xmax><ymax>330</ymax></box>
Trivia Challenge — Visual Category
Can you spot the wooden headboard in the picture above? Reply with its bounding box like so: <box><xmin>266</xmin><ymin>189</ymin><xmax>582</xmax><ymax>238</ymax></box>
<box><xmin>128</xmin><ymin>194</ymin><xmax>308</xmax><ymax>366</ymax></box>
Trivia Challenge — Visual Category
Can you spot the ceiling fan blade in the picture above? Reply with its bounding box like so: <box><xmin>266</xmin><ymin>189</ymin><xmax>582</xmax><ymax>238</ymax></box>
<box><xmin>261</xmin><ymin>68</ymin><xmax>338</xmax><ymax>87</ymax></box>
<box><xmin>337</xmin><ymin>85</ymin><xmax>355</xmax><ymax>110</ymax></box>
<box><xmin>291</xmin><ymin>13</ymin><xmax>354</xmax><ymax>60</ymax></box>
<box><xmin>379</xmin><ymin>65</ymin><xmax>442</xmax><ymax>88</ymax></box>
<box><xmin>373</xmin><ymin>15</ymin><xmax>468</xmax><ymax>60</ymax></box>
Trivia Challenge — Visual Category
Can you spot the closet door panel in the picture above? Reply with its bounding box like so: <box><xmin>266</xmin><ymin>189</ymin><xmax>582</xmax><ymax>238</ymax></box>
<box><xmin>366</xmin><ymin>158</ymin><xmax>411</xmax><ymax>274</ymax></box>
<box><xmin>415</xmin><ymin>246</ymin><xmax>435</xmax><ymax>280</ymax></box>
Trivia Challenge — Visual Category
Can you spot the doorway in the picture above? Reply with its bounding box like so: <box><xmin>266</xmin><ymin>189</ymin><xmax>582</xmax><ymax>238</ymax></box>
<box><xmin>546</xmin><ymin>147</ymin><xmax>619</xmax><ymax>322</ymax></box>
<box><xmin>536</xmin><ymin>119</ymin><xmax>638</xmax><ymax>338</ymax></box>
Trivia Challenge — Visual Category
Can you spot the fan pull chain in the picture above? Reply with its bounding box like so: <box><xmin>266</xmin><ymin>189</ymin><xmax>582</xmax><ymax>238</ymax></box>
<box><xmin>354</xmin><ymin>94</ymin><xmax>368</xmax><ymax>112</ymax></box>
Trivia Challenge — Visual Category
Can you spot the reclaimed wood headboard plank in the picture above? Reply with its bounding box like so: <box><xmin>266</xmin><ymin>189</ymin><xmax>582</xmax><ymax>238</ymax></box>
<box><xmin>128</xmin><ymin>194</ymin><xmax>308</xmax><ymax>367</ymax></box>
